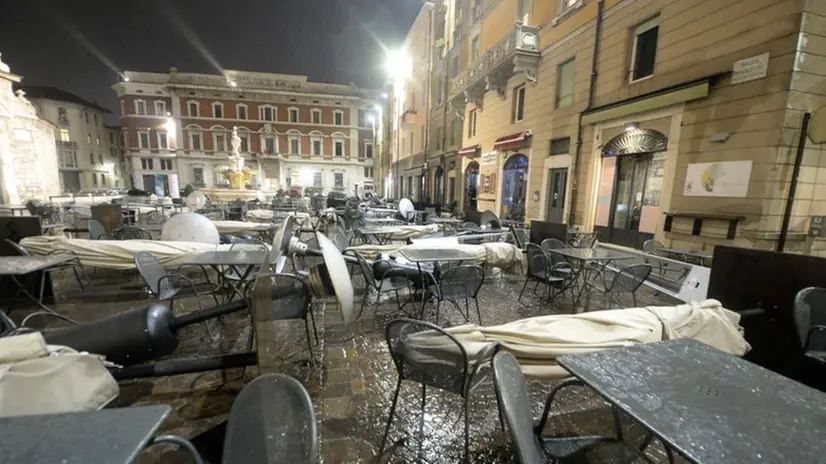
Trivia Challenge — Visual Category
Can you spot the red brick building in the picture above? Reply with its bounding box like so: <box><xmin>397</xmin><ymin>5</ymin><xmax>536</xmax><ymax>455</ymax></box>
<box><xmin>112</xmin><ymin>69</ymin><xmax>382</xmax><ymax>197</ymax></box>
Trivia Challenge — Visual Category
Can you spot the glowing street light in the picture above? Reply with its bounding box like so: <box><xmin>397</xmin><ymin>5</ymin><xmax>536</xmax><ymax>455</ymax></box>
<box><xmin>384</xmin><ymin>49</ymin><xmax>412</xmax><ymax>85</ymax></box>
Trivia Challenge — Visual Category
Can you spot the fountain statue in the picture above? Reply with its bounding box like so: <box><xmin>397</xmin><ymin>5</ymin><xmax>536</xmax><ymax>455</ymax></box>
<box><xmin>223</xmin><ymin>126</ymin><xmax>251</xmax><ymax>190</ymax></box>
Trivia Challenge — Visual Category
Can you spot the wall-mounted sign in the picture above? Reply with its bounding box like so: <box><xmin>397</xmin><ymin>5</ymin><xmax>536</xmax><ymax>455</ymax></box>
<box><xmin>731</xmin><ymin>53</ymin><xmax>770</xmax><ymax>85</ymax></box>
<box><xmin>481</xmin><ymin>151</ymin><xmax>497</xmax><ymax>166</ymax></box>
<box><xmin>683</xmin><ymin>160</ymin><xmax>752</xmax><ymax>198</ymax></box>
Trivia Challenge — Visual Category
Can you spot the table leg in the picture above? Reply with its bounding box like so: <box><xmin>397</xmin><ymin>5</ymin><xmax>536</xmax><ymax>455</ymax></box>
<box><xmin>9</xmin><ymin>274</ymin><xmax>76</xmax><ymax>325</ymax></box>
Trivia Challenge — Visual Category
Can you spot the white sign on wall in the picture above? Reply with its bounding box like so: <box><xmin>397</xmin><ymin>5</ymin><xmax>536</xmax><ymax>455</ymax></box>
<box><xmin>481</xmin><ymin>151</ymin><xmax>497</xmax><ymax>166</ymax></box>
<box><xmin>684</xmin><ymin>160</ymin><xmax>753</xmax><ymax>198</ymax></box>
<box><xmin>731</xmin><ymin>53</ymin><xmax>770</xmax><ymax>85</ymax></box>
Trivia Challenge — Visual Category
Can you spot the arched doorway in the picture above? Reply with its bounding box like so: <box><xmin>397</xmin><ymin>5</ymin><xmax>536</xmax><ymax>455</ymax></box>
<box><xmin>501</xmin><ymin>154</ymin><xmax>528</xmax><ymax>221</ymax></box>
<box><xmin>595</xmin><ymin>128</ymin><xmax>668</xmax><ymax>249</ymax></box>
<box><xmin>464</xmin><ymin>161</ymin><xmax>479</xmax><ymax>213</ymax></box>
<box><xmin>434</xmin><ymin>166</ymin><xmax>444</xmax><ymax>205</ymax></box>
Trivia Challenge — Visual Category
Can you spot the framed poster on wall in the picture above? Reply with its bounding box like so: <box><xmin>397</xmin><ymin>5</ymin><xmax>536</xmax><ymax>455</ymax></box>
<box><xmin>683</xmin><ymin>160</ymin><xmax>752</xmax><ymax>197</ymax></box>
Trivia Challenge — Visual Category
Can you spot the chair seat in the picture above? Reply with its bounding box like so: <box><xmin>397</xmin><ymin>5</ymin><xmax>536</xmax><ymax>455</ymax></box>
<box><xmin>541</xmin><ymin>435</ymin><xmax>617</xmax><ymax>460</ymax></box>
<box><xmin>157</xmin><ymin>282</ymin><xmax>217</xmax><ymax>301</ymax></box>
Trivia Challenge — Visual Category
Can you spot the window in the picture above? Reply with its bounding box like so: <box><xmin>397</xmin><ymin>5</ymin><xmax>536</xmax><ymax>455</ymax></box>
<box><xmin>94</xmin><ymin>114</ymin><xmax>98</xmax><ymax>125</ymax></box>
<box><xmin>436</xmin><ymin>127</ymin><xmax>443</xmax><ymax>150</ymax></box>
<box><xmin>138</xmin><ymin>131</ymin><xmax>150</xmax><ymax>149</ymax></box>
<box><xmin>155</xmin><ymin>101</ymin><xmax>166</xmax><ymax>116</ymax></box>
<box><xmin>135</xmin><ymin>100</ymin><xmax>146</xmax><ymax>115</ymax></box>
<box><xmin>140</xmin><ymin>158</ymin><xmax>154</xmax><ymax>170</ymax></box>
<box><xmin>358</xmin><ymin>109</ymin><xmax>369</xmax><ymax>127</ymax></box>
<box><xmin>239</xmin><ymin>133</ymin><xmax>249</xmax><ymax>152</ymax></box>
<box><xmin>92</xmin><ymin>173</ymin><xmax>97</xmax><ymax>185</ymax></box>
<box><xmin>193</xmin><ymin>167</ymin><xmax>205</xmax><ymax>186</ymax></box>
<box><xmin>550</xmin><ymin>137</ymin><xmax>571</xmax><ymax>155</ymax></box>
<box><xmin>160</xmin><ymin>159</ymin><xmax>173</xmax><ymax>170</ymax></box>
<box><xmin>120</xmin><ymin>100</ymin><xmax>125</xmax><ymax>116</ymax></box>
<box><xmin>518</xmin><ymin>0</ymin><xmax>532</xmax><ymax>24</ymax></box>
<box><xmin>556</xmin><ymin>58</ymin><xmax>575</xmax><ymax>108</ymax></box>
<box><xmin>60</xmin><ymin>151</ymin><xmax>78</xmax><ymax>168</ymax></box>
<box><xmin>236</xmin><ymin>104</ymin><xmax>247</xmax><ymax>120</ymax></box>
<box><xmin>313</xmin><ymin>172</ymin><xmax>322</xmax><ymax>187</ymax></box>
<box><xmin>409</xmin><ymin>133</ymin><xmax>414</xmax><ymax>155</ymax></box>
<box><xmin>264</xmin><ymin>137</ymin><xmax>276</xmax><ymax>154</ymax></box>
<box><xmin>471</xmin><ymin>35</ymin><xmax>480</xmax><ymax>61</ymax></box>
<box><xmin>289</xmin><ymin>136</ymin><xmax>300</xmax><ymax>154</ymax></box>
<box><xmin>157</xmin><ymin>132</ymin><xmax>168</xmax><ymax>149</ymax></box>
<box><xmin>630</xmin><ymin>16</ymin><xmax>659</xmax><ymax>82</ymax></box>
<box><xmin>189</xmin><ymin>131</ymin><xmax>202</xmax><ymax>151</ymax></box>
<box><xmin>212</xmin><ymin>103</ymin><xmax>223</xmax><ymax>118</ymax></box>
<box><xmin>365</xmin><ymin>142</ymin><xmax>374</xmax><ymax>158</ymax></box>
<box><xmin>334</xmin><ymin>173</ymin><xmax>344</xmax><ymax>189</ymax></box>
<box><xmin>89</xmin><ymin>153</ymin><xmax>95</xmax><ymax>165</ymax></box>
<box><xmin>451</xmin><ymin>55</ymin><xmax>459</xmax><ymax>78</ymax></box>
<box><xmin>98</xmin><ymin>154</ymin><xmax>103</xmax><ymax>165</ymax></box>
<box><xmin>95</xmin><ymin>134</ymin><xmax>100</xmax><ymax>146</ymax></box>
<box><xmin>59</xmin><ymin>129</ymin><xmax>70</xmax><ymax>142</ymax></box>
<box><xmin>364</xmin><ymin>167</ymin><xmax>373</xmax><ymax>178</ymax></box>
<box><xmin>260</xmin><ymin>105</ymin><xmax>275</xmax><ymax>121</ymax></box>
<box><xmin>312</xmin><ymin>109</ymin><xmax>321</xmax><ymax>124</ymax></box>
<box><xmin>214</xmin><ymin>133</ymin><xmax>226</xmax><ymax>152</ymax></box>
<box><xmin>469</xmin><ymin>109</ymin><xmax>478</xmax><ymax>137</ymax></box>
<box><xmin>101</xmin><ymin>174</ymin><xmax>106</xmax><ymax>187</ymax></box>
<box><xmin>122</xmin><ymin>131</ymin><xmax>128</xmax><ymax>148</ymax></box>
<box><xmin>333</xmin><ymin>111</ymin><xmax>343</xmax><ymax>126</ymax></box>
<box><xmin>289</xmin><ymin>107</ymin><xmax>299</xmax><ymax>123</ymax></box>
<box><xmin>513</xmin><ymin>85</ymin><xmax>526</xmax><ymax>122</ymax></box>
<box><xmin>451</xmin><ymin>119</ymin><xmax>461</xmax><ymax>145</ymax></box>
<box><xmin>312</xmin><ymin>139</ymin><xmax>322</xmax><ymax>156</ymax></box>
<box><xmin>334</xmin><ymin>139</ymin><xmax>344</xmax><ymax>157</ymax></box>
<box><xmin>188</xmin><ymin>102</ymin><xmax>199</xmax><ymax>117</ymax></box>
<box><xmin>87</xmin><ymin>133</ymin><xmax>92</xmax><ymax>144</ymax></box>
<box><xmin>85</xmin><ymin>113</ymin><xmax>89</xmax><ymax>124</ymax></box>
<box><xmin>109</xmin><ymin>132</ymin><xmax>115</xmax><ymax>144</ymax></box>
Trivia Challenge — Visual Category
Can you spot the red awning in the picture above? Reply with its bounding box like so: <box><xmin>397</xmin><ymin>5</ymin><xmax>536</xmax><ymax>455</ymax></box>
<box><xmin>493</xmin><ymin>130</ymin><xmax>532</xmax><ymax>151</ymax></box>
<box><xmin>458</xmin><ymin>145</ymin><xmax>481</xmax><ymax>157</ymax></box>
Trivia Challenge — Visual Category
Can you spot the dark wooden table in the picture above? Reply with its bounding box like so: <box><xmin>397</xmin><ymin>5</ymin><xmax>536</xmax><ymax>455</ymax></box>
<box><xmin>558</xmin><ymin>339</ymin><xmax>826</xmax><ymax>464</ymax></box>
<box><xmin>0</xmin><ymin>405</ymin><xmax>171</xmax><ymax>463</ymax></box>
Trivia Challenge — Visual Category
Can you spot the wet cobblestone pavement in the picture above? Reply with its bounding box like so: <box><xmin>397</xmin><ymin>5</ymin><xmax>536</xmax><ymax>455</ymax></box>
<box><xmin>22</xmin><ymin>256</ymin><xmax>687</xmax><ymax>463</ymax></box>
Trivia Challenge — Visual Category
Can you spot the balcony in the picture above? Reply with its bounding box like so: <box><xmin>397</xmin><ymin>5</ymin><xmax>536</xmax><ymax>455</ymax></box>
<box><xmin>448</xmin><ymin>23</ymin><xmax>540</xmax><ymax>112</ymax></box>
<box><xmin>56</xmin><ymin>140</ymin><xmax>78</xmax><ymax>149</ymax></box>
<box><xmin>401</xmin><ymin>108</ymin><xmax>418</xmax><ymax>128</ymax></box>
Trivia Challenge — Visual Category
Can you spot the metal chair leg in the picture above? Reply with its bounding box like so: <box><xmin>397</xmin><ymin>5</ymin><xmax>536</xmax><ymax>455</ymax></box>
<box><xmin>419</xmin><ymin>383</ymin><xmax>427</xmax><ymax>461</ymax></box>
<box><xmin>38</xmin><ymin>271</ymin><xmax>47</xmax><ymax>305</ymax></box>
<box><xmin>308</xmin><ymin>306</ymin><xmax>319</xmax><ymax>345</ymax></box>
<box><xmin>463</xmin><ymin>394</ymin><xmax>470</xmax><ymax>463</ymax></box>
<box><xmin>358</xmin><ymin>287</ymin><xmax>370</xmax><ymax>319</ymax></box>
<box><xmin>518</xmin><ymin>277</ymin><xmax>530</xmax><ymax>301</ymax></box>
<box><xmin>304</xmin><ymin>318</ymin><xmax>314</xmax><ymax>364</ymax></box>
<box><xmin>474</xmin><ymin>298</ymin><xmax>482</xmax><ymax>325</ymax></box>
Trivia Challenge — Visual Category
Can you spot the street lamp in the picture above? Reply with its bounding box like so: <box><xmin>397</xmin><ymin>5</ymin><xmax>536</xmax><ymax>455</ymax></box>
<box><xmin>384</xmin><ymin>48</ymin><xmax>412</xmax><ymax>87</ymax></box>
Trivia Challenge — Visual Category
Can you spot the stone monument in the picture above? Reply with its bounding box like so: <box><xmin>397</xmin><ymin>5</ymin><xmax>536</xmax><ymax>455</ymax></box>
<box><xmin>223</xmin><ymin>126</ymin><xmax>251</xmax><ymax>190</ymax></box>
<box><xmin>0</xmin><ymin>53</ymin><xmax>60</xmax><ymax>205</ymax></box>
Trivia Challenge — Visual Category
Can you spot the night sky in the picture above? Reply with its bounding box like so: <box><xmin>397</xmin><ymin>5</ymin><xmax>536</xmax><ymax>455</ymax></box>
<box><xmin>0</xmin><ymin>0</ymin><xmax>422</xmax><ymax>123</ymax></box>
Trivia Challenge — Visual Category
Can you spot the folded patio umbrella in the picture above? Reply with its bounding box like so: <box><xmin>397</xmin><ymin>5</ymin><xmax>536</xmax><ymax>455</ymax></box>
<box><xmin>347</xmin><ymin>241</ymin><xmax>523</xmax><ymax>270</ymax></box>
<box><xmin>401</xmin><ymin>300</ymin><xmax>750</xmax><ymax>380</ymax></box>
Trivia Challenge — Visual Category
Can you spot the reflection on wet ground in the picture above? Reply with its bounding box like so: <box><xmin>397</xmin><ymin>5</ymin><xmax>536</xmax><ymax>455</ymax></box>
<box><xmin>32</xmin><ymin>257</ymin><xmax>684</xmax><ymax>463</ymax></box>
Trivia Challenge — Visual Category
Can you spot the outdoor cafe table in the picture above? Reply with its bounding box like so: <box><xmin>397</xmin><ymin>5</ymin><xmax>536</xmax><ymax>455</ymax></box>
<box><xmin>0</xmin><ymin>405</ymin><xmax>172</xmax><ymax>464</ymax></box>
<box><xmin>357</xmin><ymin>226</ymin><xmax>406</xmax><ymax>245</ymax></box>
<box><xmin>549</xmin><ymin>247</ymin><xmax>635</xmax><ymax>306</ymax></box>
<box><xmin>362</xmin><ymin>217</ymin><xmax>403</xmax><ymax>225</ymax></box>
<box><xmin>397</xmin><ymin>246</ymin><xmax>480</xmax><ymax>318</ymax></box>
<box><xmin>0</xmin><ymin>254</ymin><xmax>77</xmax><ymax>329</ymax></box>
<box><xmin>557</xmin><ymin>339</ymin><xmax>826</xmax><ymax>464</ymax></box>
<box><xmin>179</xmin><ymin>249</ymin><xmax>275</xmax><ymax>300</ymax></box>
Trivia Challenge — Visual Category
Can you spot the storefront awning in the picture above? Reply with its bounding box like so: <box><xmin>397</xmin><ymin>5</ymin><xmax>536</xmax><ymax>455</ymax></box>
<box><xmin>493</xmin><ymin>131</ymin><xmax>531</xmax><ymax>151</ymax></box>
<box><xmin>458</xmin><ymin>145</ymin><xmax>481</xmax><ymax>157</ymax></box>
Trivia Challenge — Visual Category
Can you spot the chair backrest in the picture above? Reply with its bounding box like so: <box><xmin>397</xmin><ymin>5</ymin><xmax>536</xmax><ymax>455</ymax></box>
<box><xmin>492</xmin><ymin>351</ymin><xmax>545</xmax><ymax>464</ymax></box>
<box><xmin>794</xmin><ymin>287</ymin><xmax>826</xmax><ymax>352</ymax></box>
<box><xmin>385</xmin><ymin>318</ymin><xmax>470</xmax><ymax>395</ymax></box>
<box><xmin>525</xmin><ymin>243</ymin><xmax>546</xmax><ymax>276</ymax></box>
<box><xmin>114</xmin><ymin>226</ymin><xmax>152</xmax><ymax>240</ymax></box>
<box><xmin>354</xmin><ymin>252</ymin><xmax>377</xmax><ymax>289</ymax></box>
<box><xmin>134</xmin><ymin>251</ymin><xmax>168</xmax><ymax>295</ymax></box>
<box><xmin>88</xmin><ymin>219</ymin><xmax>106</xmax><ymax>240</ymax></box>
<box><xmin>463</xmin><ymin>221</ymin><xmax>481</xmax><ymax>231</ymax></box>
<box><xmin>222</xmin><ymin>373</ymin><xmax>317</xmax><ymax>464</ymax></box>
<box><xmin>608</xmin><ymin>263</ymin><xmax>652</xmax><ymax>295</ymax></box>
<box><xmin>4</xmin><ymin>238</ymin><xmax>29</xmax><ymax>256</ymax></box>
<box><xmin>540</xmin><ymin>238</ymin><xmax>567</xmax><ymax>253</ymax></box>
<box><xmin>642</xmin><ymin>239</ymin><xmax>665</xmax><ymax>255</ymax></box>
<box><xmin>439</xmin><ymin>265</ymin><xmax>485</xmax><ymax>299</ymax></box>
<box><xmin>248</xmin><ymin>273</ymin><xmax>311</xmax><ymax>320</ymax></box>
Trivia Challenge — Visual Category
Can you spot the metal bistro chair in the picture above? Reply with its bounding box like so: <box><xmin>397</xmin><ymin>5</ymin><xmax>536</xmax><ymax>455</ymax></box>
<box><xmin>584</xmin><ymin>263</ymin><xmax>652</xmax><ymax>310</ymax></box>
<box><xmin>492</xmin><ymin>351</ymin><xmax>632</xmax><ymax>464</ymax></box>
<box><xmin>134</xmin><ymin>251</ymin><xmax>221</xmax><ymax>313</ymax></box>
<box><xmin>380</xmin><ymin>318</ymin><xmax>499</xmax><ymax>463</ymax></box>
<box><xmin>223</xmin><ymin>240</ymin><xmax>269</xmax><ymax>291</ymax></box>
<box><xmin>245</xmin><ymin>273</ymin><xmax>318</xmax><ymax>362</ymax></box>
<box><xmin>88</xmin><ymin>219</ymin><xmax>109</xmax><ymax>240</ymax></box>
<box><xmin>519</xmin><ymin>243</ymin><xmax>548</xmax><ymax>302</ymax></box>
<box><xmin>424</xmin><ymin>265</ymin><xmax>485</xmax><ymax>325</ymax></box>
<box><xmin>354</xmin><ymin>252</ymin><xmax>412</xmax><ymax>319</ymax></box>
<box><xmin>222</xmin><ymin>374</ymin><xmax>317</xmax><ymax>464</ymax></box>
<box><xmin>642</xmin><ymin>239</ymin><xmax>670</xmax><ymax>277</ymax></box>
<box><xmin>113</xmin><ymin>226</ymin><xmax>153</xmax><ymax>240</ymax></box>
<box><xmin>792</xmin><ymin>287</ymin><xmax>826</xmax><ymax>369</ymax></box>
<box><xmin>462</xmin><ymin>221</ymin><xmax>481</xmax><ymax>232</ymax></box>
<box><xmin>4</xmin><ymin>239</ymin><xmax>88</xmax><ymax>300</ymax></box>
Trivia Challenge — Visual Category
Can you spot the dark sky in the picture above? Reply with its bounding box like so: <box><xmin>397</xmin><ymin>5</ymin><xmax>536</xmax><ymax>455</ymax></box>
<box><xmin>0</xmin><ymin>0</ymin><xmax>422</xmax><ymax>123</ymax></box>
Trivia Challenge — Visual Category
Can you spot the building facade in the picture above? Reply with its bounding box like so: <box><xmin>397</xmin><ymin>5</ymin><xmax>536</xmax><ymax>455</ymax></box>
<box><xmin>0</xmin><ymin>55</ymin><xmax>60</xmax><ymax>204</ymax></box>
<box><xmin>113</xmin><ymin>69</ymin><xmax>382</xmax><ymax>198</ymax></box>
<box><xmin>409</xmin><ymin>0</ymin><xmax>826</xmax><ymax>254</ymax></box>
<box><xmin>24</xmin><ymin>86</ymin><xmax>122</xmax><ymax>193</ymax></box>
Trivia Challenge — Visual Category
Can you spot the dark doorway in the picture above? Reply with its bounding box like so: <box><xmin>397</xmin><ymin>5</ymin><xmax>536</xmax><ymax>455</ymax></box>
<box><xmin>546</xmin><ymin>168</ymin><xmax>567</xmax><ymax>224</ymax></box>
<box><xmin>464</xmin><ymin>161</ymin><xmax>479</xmax><ymax>213</ymax></box>
<box><xmin>434</xmin><ymin>166</ymin><xmax>444</xmax><ymax>204</ymax></box>
<box><xmin>501</xmin><ymin>154</ymin><xmax>528</xmax><ymax>221</ymax></box>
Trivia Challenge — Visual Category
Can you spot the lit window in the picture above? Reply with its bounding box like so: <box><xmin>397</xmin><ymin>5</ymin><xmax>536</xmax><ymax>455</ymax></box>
<box><xmin>59</xmin><ymin>129</ymin><xmax>70</xmax><ymax>142</ymax></box>
<box><xmin>630</xmin><ymin>16</ymin><xmax>659</xmax><ymax>82</ymax></box>
<box><xmin>556</xmin><ymin>58</ymin><xmax>575</xmax><ymax>108</ymax></box>
<box><xmin>96</xmin><ymin>134</ymin><xmax>100</xmax><ymax>146</ymax></box>
<box><xmin>512</xmin><ymin>85</ymin><xmax>526</xmax><ymax>122</ymax></box>
<box><xmin>87</xmin><ymin>133</ymin><xmax>92</xmax><ymax>144</ymax></box>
